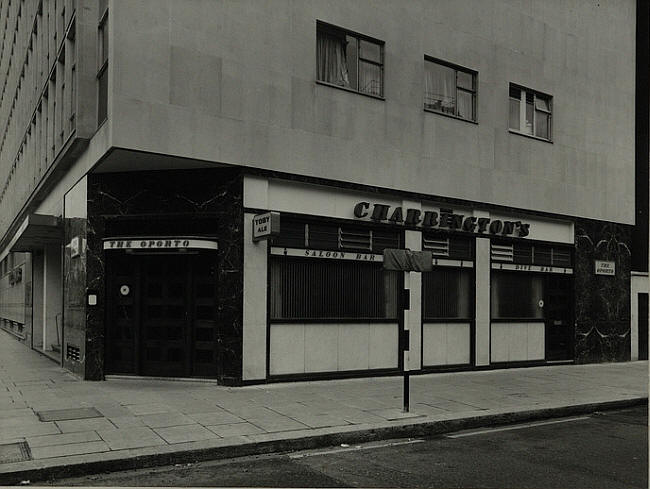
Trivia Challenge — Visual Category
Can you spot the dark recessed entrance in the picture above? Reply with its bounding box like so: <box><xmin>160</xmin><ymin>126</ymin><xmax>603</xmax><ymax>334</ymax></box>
<box><xmin>545</xmin><ymin>275</ymin><xmax>573</xmax><ymax>361</ymax></box>
<box><xmin>106</xmin><ymin>251</ymin><xmax>219</xmax><ymax>378</ymax></box>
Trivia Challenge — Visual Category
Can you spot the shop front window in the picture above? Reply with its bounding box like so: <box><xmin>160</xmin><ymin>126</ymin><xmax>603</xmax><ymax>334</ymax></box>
<box><xmin>491</xmin><ymin>272</ymin><xmax>544</xmax><ymax>319</ymax></box>
<box><xmin>423</xmin><ymin>268</ymin><xmax>473</xmax><ymax>319</ymax></box>
<box><xmin>270</xmin><ymin>258</ymin><xmax>399</xmax><ymax>320</ymax></box>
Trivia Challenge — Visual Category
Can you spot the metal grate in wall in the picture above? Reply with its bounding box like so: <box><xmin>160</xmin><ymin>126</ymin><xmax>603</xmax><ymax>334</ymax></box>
<box><xmin>492</xmin><ymin>240</ymin><xmax>573</xmax><ymax>267</ymax></box>
<box><xmin>423</xmin><ymin>236</ymin><xmax>450</xmax><ymax>257</ymax></box>
<box><xmin>273</xmin><ymin>219</ymin><xmax>400</xmax><ymax>253</ymax></box>
<box><xmin>339</xmin><ymin>228</ymin><xmax>371</xmax><ymax>250</ymax></box>
<box><xmin>66</xmin><ymin>344</ymin><xmax>80</xmax><ymax>362</ymax></box>
<box><xmin>491</xmin><ymin>243</ymin><xmax>514</xmax><ymax>262</ymax></box>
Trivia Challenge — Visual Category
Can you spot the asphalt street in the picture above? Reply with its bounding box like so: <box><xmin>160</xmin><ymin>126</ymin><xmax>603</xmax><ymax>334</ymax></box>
<box><xmin>46</xmin><ymin>405</ymin><xmax>648</xmax><ymax>488</ymax></box>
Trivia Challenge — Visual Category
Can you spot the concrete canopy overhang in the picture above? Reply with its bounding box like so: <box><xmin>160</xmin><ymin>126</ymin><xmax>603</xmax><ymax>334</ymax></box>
<box><xmin>7</xmin><ymin>213</ymin><xmax>62</xmax><ymax>253</ymax></box>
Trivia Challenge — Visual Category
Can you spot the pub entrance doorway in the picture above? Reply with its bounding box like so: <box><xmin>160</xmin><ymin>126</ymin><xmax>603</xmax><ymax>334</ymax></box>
<box><xmin>544</xmin><ymin>274</ymin><xmax>574</xmax><ymax>361</ymax></box>
<box><xmin>105</xmin><ymin>251</ymin><xmax>220</xmax><ymax>378</ymax></box>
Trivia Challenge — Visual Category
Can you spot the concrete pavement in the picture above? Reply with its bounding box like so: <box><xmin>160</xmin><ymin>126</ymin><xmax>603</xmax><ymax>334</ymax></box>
<box><xmin>0</xmin><ymin>329</ymin><xmax>647</xmax><ymax>484</ymax></box>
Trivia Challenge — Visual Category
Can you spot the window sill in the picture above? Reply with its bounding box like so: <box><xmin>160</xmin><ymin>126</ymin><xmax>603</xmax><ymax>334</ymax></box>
<box><xmin>270</xmin><ymin>318</ymin><xmax>398</xmax><ymax>324</ymax></box>
<box><xmin>491</xmin><ymin>318</ymin><xmax>546</xmax><ymax>323</ymax></box>
<box><xmin>424</xmin><ymin>107</ymin><xmax>478</xmax><ymax>125</ymax></box>
<box><xmin>315</xmin><ymin>80</ymin><xmax>385</xmax><ymax>101</ymax></box>
<box><xmin>508</xmin><ymin>129</ymin><xmax>552</xmax><ymax>143</ymax></box>
<box><xmin>423</xmin><ymin>318</ymin><xmax>473</xmax><ymax>323</ymax></box>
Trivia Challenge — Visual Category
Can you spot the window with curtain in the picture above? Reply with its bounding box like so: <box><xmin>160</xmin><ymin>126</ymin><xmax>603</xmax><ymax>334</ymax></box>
<box><xmin>491</xmin><ymin>272</ymin><xmax>544</xmax><ymax>319</ymax></box>
<box><xmin>509</xmin><ymin>85</ymin><xmax>552</xmax><ymax>140</ymax></box>
<box><xmin>423</xmin><ymin>268</ymin><xmax>473</xmax><ymax>319</ymax></box>
<box><xmin>317</xmin><ymin>23</ymin><xmax>384</xmax><ymax>97</ymax></box>
<box><xmin>270</xmin><ymin>258</ymin><xmax>399</xmax><ymax>320</ymax></box>
<box><xmin>424</xmin><ymin>58</ymin><xmax>476</xmax><ymax>121</ymax></box>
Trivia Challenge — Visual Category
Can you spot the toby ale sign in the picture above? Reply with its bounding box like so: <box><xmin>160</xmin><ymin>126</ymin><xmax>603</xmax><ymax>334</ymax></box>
<box><xmin>252</xmin><ymin>212</ymin><xmax>280</xmax><ymax>242</ymax></box>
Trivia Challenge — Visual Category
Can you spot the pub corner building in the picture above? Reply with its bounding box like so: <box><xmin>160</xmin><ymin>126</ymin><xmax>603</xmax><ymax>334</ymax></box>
<box><xmin>0</xmin><ymin>0</ymin><xmax>647</xmax><ymax>386</ymax></box>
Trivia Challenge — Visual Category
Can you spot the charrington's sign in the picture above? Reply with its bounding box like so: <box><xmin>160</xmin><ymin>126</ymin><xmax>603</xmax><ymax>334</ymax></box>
<box><xmin>353</xmin><ymin>202</ymin><xmax>531</xmax><ymax>238</ymax></box>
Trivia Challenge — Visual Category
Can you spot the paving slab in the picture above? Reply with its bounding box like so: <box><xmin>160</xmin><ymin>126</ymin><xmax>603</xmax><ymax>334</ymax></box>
<box><xmin>154</xmin><ymin>424</ymin><xmax>220</xmax><ymax>444</ymax></box>
<box><xmin>0</xmin><ymin>422</ymin><xmax>60</xmax><ymax>440</ymax></box>
<box><xmin>187</xmin><ymin>411</ymin><xmax>244</xmax><ymax>426</ymax></box>
<box><xmin>124</xmin><ymin>403</ymin><xmax>173</xmax><ymax>416</ymax></box>
<box><xmin>206</xmin><ymin>422</ymin><xmax>266</xmax><ymax>437</ymax></box>
<box><xmin>30</xmin><ymin>441</ymin><xmax>110</xmax><ymax>459</ymax></box>
<box><xmin>245</xmin><ymin>417</ymin><xmax>311</xmax><ymax>433</ymax></box>
<box><xmin>97</xmin><ymin>427</ymin><xmax>167</xmax><ymax>450</ymax></box>
<box><xmin>138</xmin><ymin>412</ymin><xmax>196</xmax><ymax>429</ymax></box>
<box><xmin>0</xmin><ymin>408</ymin><xmax>34</xmax><ymax>419</ymax></box>
<box><xmin>26</xmin><ymin>431</ymin><xmax>101</xmax><ymax>448</ymax></box>
<box><xmin>55</xmin><ymin>418</ymin><xmax>116</xmax><ymax>433</ymax></box>
<box><xmin>107</xmin><ymin>416</ymin><xmax>146</xmax><ymax>428</ymax></box>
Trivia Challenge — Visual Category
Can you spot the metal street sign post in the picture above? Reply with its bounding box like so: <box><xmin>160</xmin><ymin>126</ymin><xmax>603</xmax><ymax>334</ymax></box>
<box><xmin>383</xmin><ymin>249</ymin><xmax>432</xmax><ymax>413</ymax></box>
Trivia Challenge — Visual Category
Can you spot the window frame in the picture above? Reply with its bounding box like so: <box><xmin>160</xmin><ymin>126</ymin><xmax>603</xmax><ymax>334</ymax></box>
<box><xmin>422</xmin><ymin>266</ymin><xmax>475</xmax><ymax>321</ymax></box>
<box><xmin>269</xmin><ymin>256</ymin><xmax>401</xmax><ymax>322</ymax></box>
<box><xmin>490</xmin><ymin>270</ymin><xmax>546</xmax><ymax>321</ymax></box>
<box><xmin>97</xmin><ymin>7</ymin><xmax>108</xmax><ymax>126</ymax></box>
<box><xmin>316</xmin><ymin>21</ymin><xmax>385</xmax><ymax>100</ymax></box>
<box><xmin>508</xmin><ymin>84</ymin><xmax>552</xmax><ymax>142</ymax></box>
<box><xmin>423</xmin><ymin>56</ymin><xmax>478</xmax><ymax>123</ymax></box>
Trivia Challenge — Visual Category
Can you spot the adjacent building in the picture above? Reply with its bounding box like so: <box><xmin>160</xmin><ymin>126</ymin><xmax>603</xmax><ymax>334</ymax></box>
<box><xmin>0</xmin><ymin>0</ymin><xmax>646</xmax><ymax>385</ymax></box>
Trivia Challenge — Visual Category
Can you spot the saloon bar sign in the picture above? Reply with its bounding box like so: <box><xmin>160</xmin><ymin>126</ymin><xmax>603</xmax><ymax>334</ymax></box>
<box><xmin>354</xmin><ymin>202</ymin><xmax>531</xmax><ymax>238</ymax></box>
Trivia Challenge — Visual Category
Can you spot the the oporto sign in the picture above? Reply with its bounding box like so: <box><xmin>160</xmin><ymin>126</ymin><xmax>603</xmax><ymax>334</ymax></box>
<box><xmin>353</xmin><ymin>202</ymin><xmax>531</xmax><ymax>238</ymax></box>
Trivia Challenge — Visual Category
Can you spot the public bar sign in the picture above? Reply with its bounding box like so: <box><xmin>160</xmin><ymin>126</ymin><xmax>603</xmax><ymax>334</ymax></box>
<box><xmin>103</xmin><ymin>238</ymin><xmax>218</xmax><ymax>251</ymax></box>
<box><xmin>595</xmin><ymin>260</ymin><xmax>615</xmax><ymax>276</ymax></box>
<box><xmin>252</xmin><ymin>212</ymin><xmax>280</xmax><ymax>242</ymax></box>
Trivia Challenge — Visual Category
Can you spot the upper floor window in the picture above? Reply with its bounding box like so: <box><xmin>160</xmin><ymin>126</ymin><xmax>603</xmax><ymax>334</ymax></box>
<box><xmin>97</xmin><ymin>7</ymin><xmax>108</xmax><ymax>126</ymax></box>
<box><xmin>424</xmin><ymin>58</ymin><xmax>476</xmax><ymax>121</ymax></box>
<box><xmin>316</xmin><ymin>22</ymin><xmax>384</xmax><ymax>98</ymax></box>
<box><xmin>509</xmin><ymin>85</ymin><xmax>552</xmax><ymax>141</ymax></box>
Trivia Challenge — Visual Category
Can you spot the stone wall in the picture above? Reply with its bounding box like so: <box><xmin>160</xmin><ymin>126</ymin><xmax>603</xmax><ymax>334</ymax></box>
<box><xmin>574</xmin><ymin>220</ymin><xmax>632</xmax><ymax>363</ymax></box>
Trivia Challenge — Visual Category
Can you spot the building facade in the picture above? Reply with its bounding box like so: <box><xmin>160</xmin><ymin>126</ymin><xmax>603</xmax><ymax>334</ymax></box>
<box><xmin>0</xmin><ymin>0</ymin><xmax>644</xmax><ymax>384</ymax></box>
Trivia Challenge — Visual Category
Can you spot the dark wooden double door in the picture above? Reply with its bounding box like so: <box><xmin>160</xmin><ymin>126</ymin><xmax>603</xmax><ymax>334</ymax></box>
<box><xmin>106</xmin><ymin>252</ymin><xmax>220</xmax><ymax>378</ymax></box>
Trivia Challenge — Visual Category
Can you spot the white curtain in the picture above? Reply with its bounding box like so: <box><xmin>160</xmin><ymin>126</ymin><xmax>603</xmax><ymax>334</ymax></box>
<box><xmin>317</xmin><ymin>34</ymin><xmax>350</xmax><ymax>87</ymax></box>
<box><xmin>424</xmin><ymin>63</ymin><xmax>455</xmax><ymax>113</ymax></box>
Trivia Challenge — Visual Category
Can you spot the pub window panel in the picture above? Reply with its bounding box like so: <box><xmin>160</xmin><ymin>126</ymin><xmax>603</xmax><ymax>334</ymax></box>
<box><xmin>491</xmin><ymin>272</ymin><xmax>544</xmax><ymax>319</ymax></box>
<box><xmin>270</xmin><ymin>258</ymin><xmax>399</xmax><ymax>320</ymax></box>
<box><xmin>317</xmin><ymin>22</ymin><xmax>384</xmax><ymax>97</ymax></box>
<box><xmin>423</xmin><ymin>268</ymin><xmax>472</xmax><ymax>320</ymax></box>
<box><xmin>509</xmin><ymin>84</ymin><xmax>552</xmax><ymax>141</ymax></box>
<box><xmin>307</xmin><ymin>223</ymin><xmax>339</xmax><ymax>249</ymax></box>
<box><xmin>424</xmin><ymin>58</ymin><xmax>476</xmax><ymax>121</ymax></box>
<box><xmin>372</xmin><ymin>229</ymin><xmax>401</xmax><ymax>253</ymax></box>
<box><xmin>273</xmin><ymin>221</ymin><xmax>306</xmax><ymax>248</ymax></box>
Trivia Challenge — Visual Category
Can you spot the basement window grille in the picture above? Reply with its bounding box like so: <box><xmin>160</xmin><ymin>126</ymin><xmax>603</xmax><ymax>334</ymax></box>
<box><xmin>66</xmin><ymin>344</ymin><xmax>80</xmax><ymax>362</ymax></box>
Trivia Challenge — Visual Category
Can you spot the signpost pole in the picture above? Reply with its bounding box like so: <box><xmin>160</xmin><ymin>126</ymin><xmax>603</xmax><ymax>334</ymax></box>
<box><xmin>383</xmin><ymin>248</ymin><xmax>432</xmax><ymax>415</ymax></box>
<box><xmin>403</xmin><ymin>272</ymin><xmax>410</xmax><ymax>413</ymax></box>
